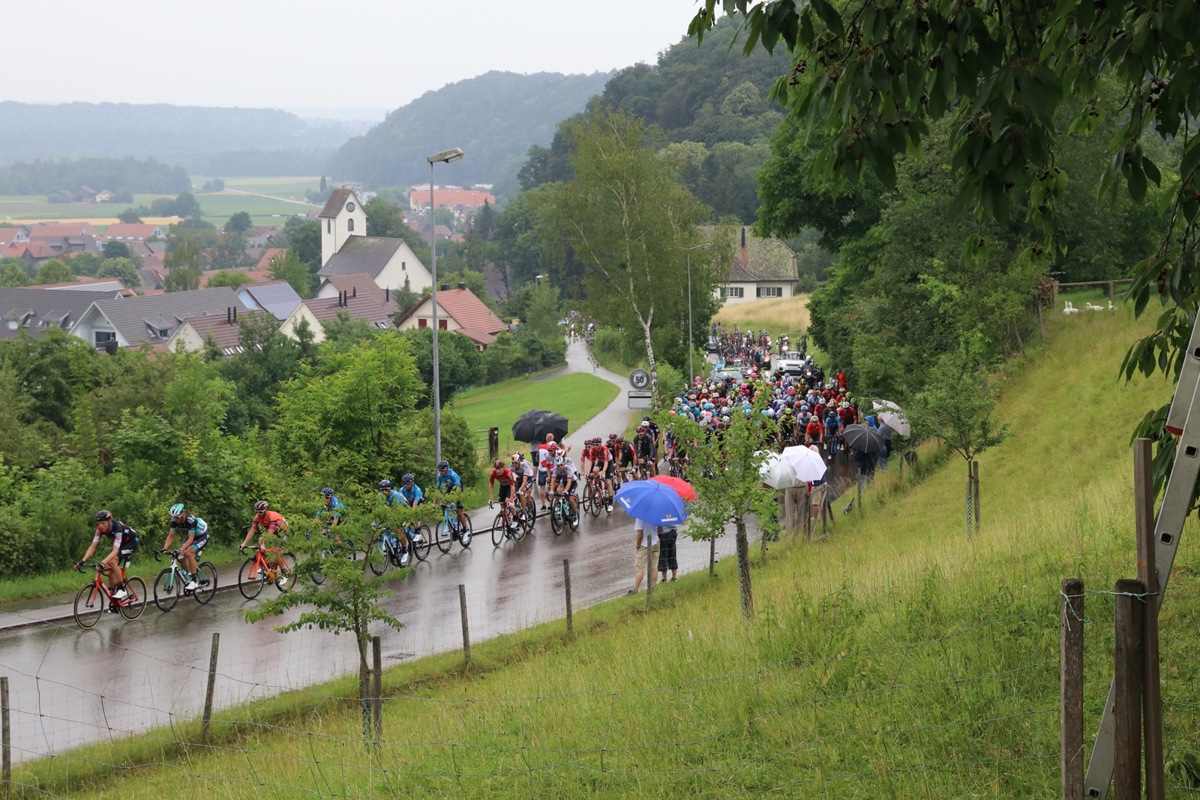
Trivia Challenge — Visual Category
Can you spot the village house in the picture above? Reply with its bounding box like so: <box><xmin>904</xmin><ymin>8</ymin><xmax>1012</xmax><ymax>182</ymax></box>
<box><xmin>316</xmin><ymin>188</ymin><xmax>433</xmax><ymax>297</ymax></box>
<box><xmin>715</xmin><ymin>226</ymin><xmax>799</xmax><ymax>305</ymax></box>
<box><xmin>394</xmin><ymin>283</ymin><xmax>507</xmax><ymax>351</ymax></box>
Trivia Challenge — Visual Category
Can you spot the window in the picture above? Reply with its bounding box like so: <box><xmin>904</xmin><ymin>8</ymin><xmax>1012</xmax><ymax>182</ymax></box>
<box><xmin>347</xmin><ymin>219</ymin><xmax>355</xmax><ymax>232</ymax></box>
<box><xmin>418</xmin><ymin>318</ymin><xmax>427</xmax><ymax>328</ymax></box>
<box><xmin>94</xmin><ymin>331</ymin><xmax>117</xmax><ymax>347</ymax></box>
<box><xmin>439</xmin><ymin>319</ymin><xmax>448</xmax><ymax>330</ymax></box>
<box><xmin>726</xmin><ymin>287</ymin><xmax>744</xmax><ymax>298</ymax></box>
<box><xmin>756</xmin><ymin>286</ymin><xmax>783</xmax><ymax>298</ymax></box>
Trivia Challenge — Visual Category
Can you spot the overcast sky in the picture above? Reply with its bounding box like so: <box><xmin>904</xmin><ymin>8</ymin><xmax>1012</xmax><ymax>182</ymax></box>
<box><xmin>6</xmin><ymin>1</ymin><xmax>703</xmax><ymax>118</ymax></box>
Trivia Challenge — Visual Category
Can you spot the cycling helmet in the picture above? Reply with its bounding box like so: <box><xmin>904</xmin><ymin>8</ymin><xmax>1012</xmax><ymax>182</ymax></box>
<box><xmin>95</xmin><ymin>509</ymin><xmax>112</xmax><ymax>523</ymax></box>
<box><xmin>436</xmin><ymin>460</ymin><xmax>449</xmax><ymax>470</ymax></box>
<box><xmin>608</xmin><ymin>433</ymin><xmax>618</xmax><ymax>441</ymax></box>
<box><xmin>401</xmin><ymin>474</ymin><xmax>415</xmax><ymax>484</ymax></box>
<box><xmin>169</xmin><ymin>503</ymin><xmax>185</xmax><ymax>518</ymax></box>
<box><xmin>379</xmin><ymin>479</ymin><xmax>392</xmax><ymax>490</ymax></box>
<box><xmin>510</xmin><ymin>451</ymin><xmax>521</xmax><ymax>462</ymax></box>
<box><xmin>254</xmin><ymin>500</ymin><xmax>269</xmax><ymax>513</ymax></box>
<box><xmin>494</xmin><ymin>460</ymin><xmax>504</xmax><ymax>469</ymax></box>
<box><xmin>321</xmin><ymin>487</ymin><xmax>334</xmax><ymax>497</ymax></box>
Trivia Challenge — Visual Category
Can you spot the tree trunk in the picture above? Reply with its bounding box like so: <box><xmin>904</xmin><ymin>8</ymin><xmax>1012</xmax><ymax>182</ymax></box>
<box><xmin>640</xmin><ymin>317</ymin><xmax>658</xmax><ymax>399</ymax></box>
<box><xmin>735</xmin><ymin>517</ymin><xmax>754</xmax><ymax>620</ymax></box>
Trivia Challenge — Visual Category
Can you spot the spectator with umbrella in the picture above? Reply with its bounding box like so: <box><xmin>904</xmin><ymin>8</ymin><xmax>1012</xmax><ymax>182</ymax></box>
<box><xmin>615</xmin><ymin>480</ymin><xmax>688</xmax><ymax>595</ymax></box>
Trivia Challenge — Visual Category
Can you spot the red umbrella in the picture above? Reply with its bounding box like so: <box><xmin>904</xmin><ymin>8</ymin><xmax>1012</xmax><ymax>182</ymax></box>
<box><xmin>650</xmin><ymin>474</ymin><xmax>696</xmax><ymax>502</ymax></box>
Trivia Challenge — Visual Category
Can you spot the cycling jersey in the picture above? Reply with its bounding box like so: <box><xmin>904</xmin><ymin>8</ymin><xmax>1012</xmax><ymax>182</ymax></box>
<box><xmin>633</xmin><ymin>431</ymin><xmax>654</xmax><ymax>458</ymax></box>
<box><xmin>489</xmin><ymin>467</ymin><xmax>515</xmax><ymax>487</ymax></box>
<box><xmin>435</xmin><ymin>468</ymin><xmax>463</xmax><ymax>492</ymax></box>
<box><xmin>94</xmin><ymin>520</ymin><xmax>137</xmax><ymax>550</ymax></box>
<box><xmin>251</xmin><ymin>510</ymin><xmax>287</xmax><ymax>534</ymax></box>
<box><xmin>389</xmin><ymin>485</ymin><xmax>423</xmax><ymax>506</ymax></box>
<box><xmin>514</xmin><ymin>460</ymin><xmax>535</xmax><ymax>479</ymax></box>
<box><xmin>317</xmin><ymin>496</ymin><xmax>346</xmax><ymax>522</ymax></box>
<box><xmin>170</xmin><ymin>514</ymin><xmax>209</xmax><ymax>550</ymax></box>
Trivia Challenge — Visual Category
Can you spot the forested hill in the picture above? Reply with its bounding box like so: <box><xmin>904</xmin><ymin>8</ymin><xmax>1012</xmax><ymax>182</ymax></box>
<box><xmin>325</xmin><ymin>70</ymin><xmax>611</xmax><ymax>190</ymax></box>
<box><xmin>0</xmin><ymin>102</ymin><xmax>357</xmax><ymax>175</ymax></box>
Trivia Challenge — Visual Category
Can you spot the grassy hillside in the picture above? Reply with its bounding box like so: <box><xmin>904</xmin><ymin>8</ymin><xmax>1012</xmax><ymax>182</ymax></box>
<box><xmin>20</xmin><ymin>306</ymin><xmax>1200</xmax><ymax>799</ymax></box>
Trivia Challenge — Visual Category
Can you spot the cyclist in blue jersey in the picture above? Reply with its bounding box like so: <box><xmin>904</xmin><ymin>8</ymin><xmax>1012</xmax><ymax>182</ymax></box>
<box><xmin>381</xmin><ymin>476</ymin><xmax>424</xmax><ymax>551</ymax></box>
<box><xmin>316</xmin><ymin>487</ymin><xmax>345</xmax><ymax>526</ymax></box>
<box><xmin>434</xmin><ymin>460</ymin><xmax>470</xmax><ymax>531</ymax></box>
<box><xmin>161</xmin><ymin>503</ymin><xmax>210</xmax><ymax>592</ymax></box>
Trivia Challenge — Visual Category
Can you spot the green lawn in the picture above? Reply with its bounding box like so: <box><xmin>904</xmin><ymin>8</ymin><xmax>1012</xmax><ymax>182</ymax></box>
<box><xmin>452</xmin><ymin>371</ymin><xmax>620</xmax><ymax>462</ymax></box>
<box><xmin>22</xmin><ymin>306</ymin><xmax>1200</xmax><ymax>799</ymax></box>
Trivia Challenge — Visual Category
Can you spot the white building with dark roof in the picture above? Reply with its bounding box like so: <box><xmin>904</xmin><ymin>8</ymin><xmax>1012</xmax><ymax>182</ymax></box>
<box><xmin>317</xmin><ymin>189</ymin><xmax>432</xmax><ymax>297</ymax></box>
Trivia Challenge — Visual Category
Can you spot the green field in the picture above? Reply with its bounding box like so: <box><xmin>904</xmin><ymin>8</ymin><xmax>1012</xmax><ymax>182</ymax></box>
<box><xmin>18</xmin><ymin>306</ymin><xmax>1200</xmax><ymax>798</ymax></box>
<box><xmin>451</xmin><ymin>371</ymin><xmax>621</xmax><ymax>461</ymax></box>
<box><xmin>0</xmin><ymin>176</ymin><xmax>320</xmax><ymax>228</ymax></box>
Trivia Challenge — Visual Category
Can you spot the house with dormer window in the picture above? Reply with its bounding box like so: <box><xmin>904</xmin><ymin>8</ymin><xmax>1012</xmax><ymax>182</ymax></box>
<box><xmin>316</xmin><ymin>188</ymin><xmax>432</xmax><ymax>297</ymax></box>
<box><xmin>70</xmin><ymin>288</ymin><xmax>248</xmax><ymax>350</ymax></box>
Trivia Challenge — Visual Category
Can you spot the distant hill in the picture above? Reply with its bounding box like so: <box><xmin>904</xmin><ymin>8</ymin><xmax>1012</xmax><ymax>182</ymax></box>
<box><xmin>0</xmin><ymin>102</ymin><xmax>361</xmax><ymax>176</ymax></box>
<box><xmin>325</xmin><ymin>70</ymin><xmax>611</xmax><ymax>190</ymax></box>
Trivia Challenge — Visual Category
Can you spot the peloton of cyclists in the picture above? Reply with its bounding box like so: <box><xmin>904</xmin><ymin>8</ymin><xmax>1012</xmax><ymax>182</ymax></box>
<box><xmin>161</xmin><ymin>503</ymin><xmax>209</xmax><ymax>592</ymax></box>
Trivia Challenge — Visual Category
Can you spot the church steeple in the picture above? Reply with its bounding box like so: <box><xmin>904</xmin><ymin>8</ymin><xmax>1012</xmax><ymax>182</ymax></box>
<box><xmin>317</xmin><ymin>188</ymin><xmax>367</xmax><ymax>267</ymax></box>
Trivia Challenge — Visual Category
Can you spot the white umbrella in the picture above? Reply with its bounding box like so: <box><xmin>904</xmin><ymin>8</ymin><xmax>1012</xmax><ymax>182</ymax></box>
<box><xmin>780</xmin><ymin>445</ymin><xmax>828</xmax><ymax>483</ymax></box>
<box><xmin>758</xmin><ymin>451</ymin><xmax>799</xmax><ymax>490</ymax></box>
<box><xmin>872</xmin><ymin>399</ymin><xmax>911</xmax><ymax>436</ymax></box>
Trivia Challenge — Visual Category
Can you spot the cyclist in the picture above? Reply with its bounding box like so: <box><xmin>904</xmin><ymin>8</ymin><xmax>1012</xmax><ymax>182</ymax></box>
<box><xmin>434</xmin><ymin>460</ymin><xmax>470</xmax><ymax>532</ymax></box>
<box><xmin>633</xmin><ymin>421</ymin><xmax>657</xmax><ymax>477</ymax></box>
<box><xmin>538</xmin><ymin>435</ymin><xmax>565</xmax><ymax>508</ymax></box>
<box><xmin>582</xmin><ymin>437</ymin><xmax>614</xmax><ymax>512</ymax></box>
<box><xmin>549</xmin><ymin>456</ymin><xmax>580</xmax><ymax>521</ymax></box>
<box><xmin>511</xmin><ymin>451</ymin><xmax>535</xmax><ymax>503</ymax></box>
<box><xmin>487</xmin><ymin>459</ymin><xmax>519</xmax><ymax>531</ymax></box>
<box><xmin>161</xmin><ymin>503</ymin><xmax>209</xmax><ymax>592</ymax></box>
<box><xmin>642</xmin><ymin>416</ymin><xmax>661</xmax><ymax>468</ymax></box>
<box><xmin>240</xmin><ymin>500</ymin><xmax>289</xmax><ymax>564</ymax></box>
<box><xmin>75</xmin><ymin>510</ymin><xmax>139</xmax><ymax>600</ymax></box>
<box><xmin>316</xmin><ymin>487</ymin><xmax>345</xmax><ymax>527</ymax></box>
<box><xmin>613</xmin><ymin>434</ymin><xmax>637</xmax><ymax>484</ymax></box>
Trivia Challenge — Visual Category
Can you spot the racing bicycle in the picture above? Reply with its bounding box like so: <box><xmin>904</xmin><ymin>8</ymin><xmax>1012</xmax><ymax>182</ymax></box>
<box><xmin>434</xmin><ymin>502</ymin><xmax>473</xmax><ymax>554</ymax></box>
<box><xmin>153</xmin><ymin>548</ymin><xmax>217</xmax><ymax>611</ymax></box>
<box><xmin>238</xmin><ymin>544</ymin><xmax>296</xmax><ymax>599</ymax></box>
<box><xmin>73</xmin><ymin>563</ymin><xmax>147</xmax><ymax>628</ymax></box>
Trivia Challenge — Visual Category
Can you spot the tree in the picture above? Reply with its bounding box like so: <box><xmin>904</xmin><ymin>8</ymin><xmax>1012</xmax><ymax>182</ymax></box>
<box><xmin>225</xmin><ymin>211</ymin><xmax>253</xmax><ymax>235</ymax></box>
<box><xmin>68</xmin><ymin>252</ymin><xmax>102</xmax><ymax>277</ymax></box>
<box><xmin>96</xmin><ymin>257</ymin><xmax>141</xmax><ymax>290</ymax></box>
<box><xmin>117</xmin><ymin>208</ymin><xmax>143</xmax><ymax>224</ymax></box>
<box><xmin>209</xmin><ymin>231</ymin><xmax>249</xmax><ymax>270</ymax></box>
<box><xmin>205</xmin><ymin>270</ymin><xmax>254</xmax><ymax>290</ymax></box>
<box><xmin>688</xmin><ymin>1</ymin><xmax>1200</xmax><ymax>480</ymax></box>
<box><xmin>663</xmin><ymin>404</ymin><xmax>779</xmax><ymax>620</ymax></box>
<box><xmin>102</xmin><ymin>240</ymin><xmax>132</xmax><ymax>261</ymax></box>
<box><xmin>396</xmin><ymin>328</ymin><xmax>483</xmax><ymax>408</ymax></box>
<box><xmin>550</xmin><ymin>109</ymin><xmax>714</xmax><ymax>397</ymax></box>
<box><xmin>34</xmin><ymin>259</ymin><xmax>73</xmax><ymax>285</ymax></box>
<box><xmin>164</xmin><ymin>234</ymin><xmax>204</xmax><ymax>292</ymax></box>
<box><xmin>281</xmin><ymin>218</ymin><xmax>321</xmax><ymax>271</ymax></box>
<box><xmin>268</xmin><ymin>250</ymin><xmax>316</xmax><ymax>298</ymax></box>
<box><xmin>364</xmin><ymin>196</ymin><xmax>407</xmax><ymax>239</ymax></box>
<box><xmin>906</xmin><ymin>348</ymin><xmax>1008</xmax><ymax>537</ymax></box>
<box><xmin>0</xmin><ymin>262</ymin><xmax>31</xmax><ymax>287</ymax></box>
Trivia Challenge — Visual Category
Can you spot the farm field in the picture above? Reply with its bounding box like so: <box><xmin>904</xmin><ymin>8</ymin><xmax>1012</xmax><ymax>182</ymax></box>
<box><xmin>713</xmin><ymin>292</ymin><xmax>811</xmax><ymax>339</ymax></box>
<box><xmin>0</xmin><ymin>176</ymin><xmax>320</xmax><ymax>228</ymax></box>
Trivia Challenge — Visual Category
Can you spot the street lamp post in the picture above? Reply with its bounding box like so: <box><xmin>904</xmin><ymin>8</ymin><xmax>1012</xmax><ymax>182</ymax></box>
<box><xmin>427</xmin><ymin>147</ymin><xmax>465</xmax><ymax>465</ymax></box>
<box><xmin>685</xmin><ymin>243</ymin><xmax>711</xmax><ymax>384</ymax></box>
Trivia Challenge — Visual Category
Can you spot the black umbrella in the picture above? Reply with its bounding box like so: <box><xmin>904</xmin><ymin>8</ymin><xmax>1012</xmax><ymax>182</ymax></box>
<box><xmin>512</xmin><ymin>409</ymin><xmax>569</xmax><ymax>444</ymax></box>
<box><xmin>842</xmin><ymin>423</ymin><xmax>885</xmax><ymax>454</ymax></box>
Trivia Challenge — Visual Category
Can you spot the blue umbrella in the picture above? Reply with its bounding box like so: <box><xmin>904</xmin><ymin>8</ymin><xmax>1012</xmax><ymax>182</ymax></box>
<box><xmin>614</xmin><ymin>480</ymin><xmax>688</xmax><ymax>525</ymax></box>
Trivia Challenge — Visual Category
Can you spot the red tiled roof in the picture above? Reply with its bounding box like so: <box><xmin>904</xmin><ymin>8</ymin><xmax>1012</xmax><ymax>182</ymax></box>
<box><xmin>29</xmin><ymin>222</ymin><xmax>97</xmax><ymax>238</ymax></box>
<box><xmin>304</xmin><ymin>293</ymin><xmax>394</xmax><ymax>326</ymax></box>
<box><xmin>395</xmin><ymin>287</ymin><xmax>506</xmax><ymax>338</ymax></box>
<box><xmin>410</xmin><ymin>188</ymin><xmax>495</xmax><ymax>211</ymax></box>
<box><xmin>104</xmin><ymin>223</ymin><xmax>162</xmax><ymax>240</ymax></box>
<box><xmin>320</xmin><ymin>272</ymin><xmax>399</xmax><ymax>313</ymax></box>
<box><xmin>182</xmin><ymin>310</ymin><xmax>275</xmax><ymax>354</ymax></box>
<box><xmin>256</xmin><ymin>248</ymin><xmax>286</xmax><ymax>270</ymax></box>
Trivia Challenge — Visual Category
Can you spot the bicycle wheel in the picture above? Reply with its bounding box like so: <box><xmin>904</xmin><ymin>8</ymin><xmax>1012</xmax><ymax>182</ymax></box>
<box><xmin>550</xmin><ymin>500</ymin><xmax>565</xmax><ymax>535</ymax></box>
<box><xmin>194</xmin><ymin>562</ymin><xmax>217</xmax><ymax>604</ymax></box>
<box><xmin>366</xmin><ymin>536</ymin><xmax>391</xmax><ymax>576</ymax></box>
<box><xmin>587</xmin><ymin>483</ymin><xmax>601</xmax><ymax>518</ymax></box>
<box><xmin>238</xmin><ymin>556</ymin><xmax>266</xmax><ymax>599</ymax></box>
<box><xmin>568</xmin><ymin>501</ymin><xmax>580</xmax><ymax>532</ymax></box>
<box><xmin>119</xmin><ymin>577</ymin><xmax>147</xmax><ymax>620</ymax></box>
<box><xmin>73</xmin><ymin>583</ymin><xmax>104</xmax><ymax>629</ymax></box>
<box><xmin>581</xmin><ymin>485</ymin><xmax>592</xmax><ymax>515</ymax></box>
<box><xmin>492</xmin><ymin>512</ymin><xmax>507</xmax><ymax>546</ymax></box>
<box><xmin>458</xmin><ymin>513</ymin><xmax>473</xmax><ymax>548</ymax></box>
<box><xmin>435</xmin><ymin>520</ymin><xmax>454</xmax><ymax>554</ymax></box>
<box><xmin>153</xmin><ymin>568</ymin><xmax>180</xmax><ymax>612</ymax></box>
<box><xmin>412</xmin><ymin>526</ymin><xmax>431</xmax><ymax>562</ymax></box>
<box><xmin>274</xmin><ymin>553</ymin><xmax>296</xmax><ymax>592</ymax></box>
<box><xmin>309</xmin><ymin>551</ymin><xmax>327</xmax><ymax>585</ymax></box>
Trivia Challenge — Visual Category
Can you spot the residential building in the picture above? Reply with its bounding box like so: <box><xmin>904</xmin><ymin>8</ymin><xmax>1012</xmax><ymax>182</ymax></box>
<box><xmin>103</xmin><ymin>223</ymin><xmax>167</xmax><ymax>241</ymax></box>
<box><xmin>716</xmin><ymin>227</ymin><xmax>799</xmax><ymax>305</ymax></box>
<box><xmin>394</xmin><ymin>284</ymin><xmax>507</xmax><ymax>350</ymax></box>
<box><xmin>0</xmin><ymin>287</ymin><xmax>116</xmax><ymax>340</ymax></box>
<box><xmin>70</xmin><ymin>287</ymin><xmax>247</xmax><ymax>350</ymax></box>
<box><xmin>408</xmin><ymin>186</ymin><xmax>495</xmax><ymax>214</ymax></box>
<box><xmin>304</xmin><ymin>291</ymin><xmax>395</xmax><ymax>332</ymax></box>
<box><xmin>314</xmin><ymin>272</ymin><xmax>401</xmax><ymax>315</ymax></box>
<box><xmin>0</xmin><ymin>225</ymin><xmax>31</xmax><ymax>245</ymax></box>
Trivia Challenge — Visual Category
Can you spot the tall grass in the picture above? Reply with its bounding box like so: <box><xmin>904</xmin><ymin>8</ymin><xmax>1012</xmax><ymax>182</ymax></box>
<box><xmin>20</xmin><ymin>305</ymin><xmax>1200</xmax><ymax>799</ymax></box>
<box><xmin>713</xmin><ymin>294</ymin><xmax>812</xmax><ymax>339</ymax></box>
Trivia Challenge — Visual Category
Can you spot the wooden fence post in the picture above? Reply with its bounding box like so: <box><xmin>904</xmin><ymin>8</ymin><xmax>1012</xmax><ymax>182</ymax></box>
<box><xmin>201</xmin><ymin>632</ymin><xmax>219</xmax><ymax>742</ymax></box>
<box><xmin>1061</xmin><ymin>579</ymin><xmax>1084</xmax><ymax>800</ymax></box>
<box><xmin>563</xmin><ymin>559</ymin><xmax>573</xmax><ymax>634</ymax></box>
<box><xmin>709</xmin><ymin>537</ymin><xmax>715</xmax><ymax>578</ymax></box>
<box><xmin>1134</xmin><ymin>439</ymin><xmax>1164</xmax><ymax>800</ymax></box>
<box><xmin>458</xmin><ymin>584</ymin><xmax>471</xmax><ymax>666</ymax></box>
<box><xmin>2</xmin><ymin>676</ymin><xmax>10</xmax><ymax>798</ymax></box>
<box><xmin>371</xmin><ymin>636</ymin><xmax>383</xmax><ymax>742</ymax></box>
<box><xmin>1114</xmin><ymin>578</ymin><xmax>1145</xmax><ymax>800</ymax></box>
<box><xmin>972</xmin><ymin>461</ymin><xmax>980</xmax><ymax>531</ymax></box>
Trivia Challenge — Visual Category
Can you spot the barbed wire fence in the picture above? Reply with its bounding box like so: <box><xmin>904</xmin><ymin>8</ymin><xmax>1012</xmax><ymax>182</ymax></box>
<box><xmin>5</xmin><ymin>531</ymin><xmax>1200</xmax><ymax>796</ymax></box>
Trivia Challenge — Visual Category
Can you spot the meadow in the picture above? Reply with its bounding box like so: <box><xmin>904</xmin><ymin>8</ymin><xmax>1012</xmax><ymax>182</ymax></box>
<box><xmin>713</xmin><ymin>292</ymin><xmax>811</xmax><ymax>340</ymax></box>
<box><xmin>13</xmin><ymin>305</ymin><xmax>1200</xmax><ymax>798</ymax></box>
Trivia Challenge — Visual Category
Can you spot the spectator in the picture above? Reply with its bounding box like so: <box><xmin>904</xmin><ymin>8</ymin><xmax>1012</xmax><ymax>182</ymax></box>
<box><xmin>658</xmin><ymin>525</ymin><xmax>679</xmax><ymax>582</ymax></box>
<box><xmin>629</xmin><ymin>518</ymin><xmax>660</xmax><ymax>594</ymax></box>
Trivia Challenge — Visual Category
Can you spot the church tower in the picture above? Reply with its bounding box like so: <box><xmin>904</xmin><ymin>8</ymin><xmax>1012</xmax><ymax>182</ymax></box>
<box><xmin>317</xmin><ymin>188</ymin><xmax>368</xmax><ymax>267</ymax></box>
